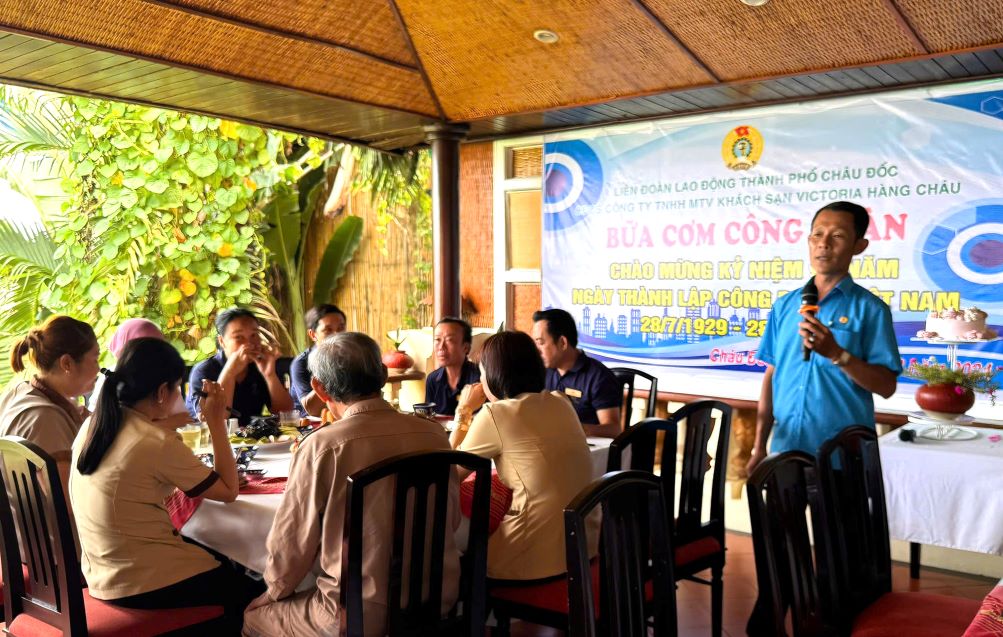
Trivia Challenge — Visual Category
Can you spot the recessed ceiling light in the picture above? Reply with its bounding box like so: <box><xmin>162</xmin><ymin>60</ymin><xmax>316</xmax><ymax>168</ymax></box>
<box><xmin>740</xmin><ymin>0</ymin><xmax>769</xmax><ymax>5</ymax></box>
<box><xmin>533</xmin><ymin>29</ymin><xmax>560</xmax><ymax>44</ymax></box>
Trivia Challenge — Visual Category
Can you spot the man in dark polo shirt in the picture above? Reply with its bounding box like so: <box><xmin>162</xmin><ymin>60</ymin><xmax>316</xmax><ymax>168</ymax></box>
<box><xmin>532</xmin><ymin>308</ymin><xmax>622</xmax><ymax>438</ymax></box>
<box><xmin>424</xmin><ymin>317</ymin><xmax>480</xmax><ymax>417</ymax></box>
<box><xmin>289</xmin><ymin>304</ymin><xmax>347</xmax><ymax>416</ymax></box>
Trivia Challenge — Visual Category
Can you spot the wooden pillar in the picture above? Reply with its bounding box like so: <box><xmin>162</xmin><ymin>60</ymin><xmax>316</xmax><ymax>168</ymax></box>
<box><xmin>424</xmin><ymin>123</ymin><xmax>468</xmax><ymax>322</ymax></box>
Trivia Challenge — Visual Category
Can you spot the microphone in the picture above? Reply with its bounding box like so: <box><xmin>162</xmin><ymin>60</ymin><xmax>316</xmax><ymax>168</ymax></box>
<box><xmin>800</xmin><ymin>277</ymin><xmax>819</xmax><ymax>362</ymax></box>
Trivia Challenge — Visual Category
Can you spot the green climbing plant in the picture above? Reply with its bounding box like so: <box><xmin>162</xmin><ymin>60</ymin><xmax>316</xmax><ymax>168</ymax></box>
<box><xmin>48</xmin><ymin>98</ymin><xmax>300</xmax><ymax>362</ymax></box>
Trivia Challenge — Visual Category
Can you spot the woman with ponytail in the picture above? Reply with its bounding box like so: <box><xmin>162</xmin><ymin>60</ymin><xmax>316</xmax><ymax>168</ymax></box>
<box><xmin>0</xmin><ymin>315</ymin><xmax>99</xmax><ymax>507</ymax></box>
<box><xmin>70</xmin><ymin>337</ymin><xmax>261</xmax><ymax>634</ymax></box>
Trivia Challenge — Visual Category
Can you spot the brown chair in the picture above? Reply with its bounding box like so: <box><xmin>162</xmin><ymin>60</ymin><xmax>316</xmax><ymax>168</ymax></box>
<box><xmin>607</xmin><ymin>401</ymin><xmax>731</xmax><ymax>637</ymax></box>
<box><xmin>817</xmin><ymin>426</ymin><xmax>981</xmax><ymax>637</ymax></box>
<box><xmin>343</xmin><ymin>449</ymin><xmax>491</xmax><ymax>637</ymax></box>
<box><xmin>0</xmin><ymin>436</ymin><xmax>226</xmax><ymax>636</ymax></box>
<box><xmin>565</xmin><ymin>470</ymin><xmax>678</xmax><ymax>637</ymax></box>
<box><xmin>610</xmin><ymin>367</ymin><xmax>659</xmax><ymax>428</ymax></box>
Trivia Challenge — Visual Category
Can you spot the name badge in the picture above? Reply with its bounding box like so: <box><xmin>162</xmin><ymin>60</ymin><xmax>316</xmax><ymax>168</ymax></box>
<box><xmin>564</xmin><ymin>387</ymin><xmax>583</xmax><ymax>398</ymax></box>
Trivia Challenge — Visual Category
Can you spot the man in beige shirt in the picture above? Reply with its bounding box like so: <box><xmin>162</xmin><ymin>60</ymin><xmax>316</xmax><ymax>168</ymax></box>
<box><xmin>243</xmin><ymin>332</ymin><xmax>460</xmax><ymax>637</ymax></box>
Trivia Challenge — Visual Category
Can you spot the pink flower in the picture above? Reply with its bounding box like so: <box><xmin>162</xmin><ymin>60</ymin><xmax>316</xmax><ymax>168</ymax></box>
<box><xmin>989</xmin><ymin>434</ymin><xmax>1002</xmax><ymax>443</ymax></box>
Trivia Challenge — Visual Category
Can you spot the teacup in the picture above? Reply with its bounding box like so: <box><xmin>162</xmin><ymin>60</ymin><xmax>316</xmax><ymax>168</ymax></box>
<box><xmin>412</xmin><ymin>402</ymin><xmax>437</xmax><ymax>418</ymax></box>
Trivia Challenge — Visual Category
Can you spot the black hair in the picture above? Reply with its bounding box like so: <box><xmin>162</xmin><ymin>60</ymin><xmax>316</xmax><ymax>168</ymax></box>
<box><xmin>76</xmin><ymin>338</ymin><xmax>185</xmax><ymax>475</ymax></box>
<box><xmin>812</xmin><ymin>201</ymin><xmax>870</xmax><ymax>240</ymax></box>
<box><xmin>435</xmin><ymin>317</ymin><xmax>472</xmax><ymax>345</ymax></box>
<box><xmin>532</xmin><ymin>308</ymin><xmax>578</xmax><ymax>349</ymax></box>
<box><xmin>214</xmin><ymin>307</ymin><xmax>257</xmax><ymax>338</ymax></box>
<box><xmin>304</xmin><ymin>304</ymin><xmax>346</xmax><ymax>332</ymax></box>
<box><xmin>480</xmin><ymin>331</ymin><xmax>546</xmax><ymax>399</ymax></box>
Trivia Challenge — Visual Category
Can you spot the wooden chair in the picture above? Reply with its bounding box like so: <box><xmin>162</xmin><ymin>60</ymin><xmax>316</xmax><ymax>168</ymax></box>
<box><xmin>817</xmin><ymin>426</ymin><xmax>981</xmax><ymax>637</ymax></box>
<box><xmin>609</xmin><ymin>401</ymin><xmax>731</xmax><ymax>637</ymax></box>
<box><xmin>610</xmin><ymin>367</ymin><xmax>659</xmax><ymax>428</ymax></box>
<box><xmin>746</xmin><ymin>451</ymin><xmax>840</xmax><ymax>637</ymax></box>
<box><xmin>343</xmin><ymin>449</ymin><xmax>490</xmax><ymax>637</ymax></box>
<box><xmin>0</xmin><ymin>436</ymin><xmax>226</xmax><ymax>636</ymax></box>
<box><xmin>565</xmin><ymin>470</ymin><xmax>678</xmax><ymax>637</ymax></box>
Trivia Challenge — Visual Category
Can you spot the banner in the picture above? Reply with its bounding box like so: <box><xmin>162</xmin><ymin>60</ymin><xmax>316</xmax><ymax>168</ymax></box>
<box><xmin>541</xmin><ymin>80</ymin><xmax>1003</xmax><ymax>416</ymax></box>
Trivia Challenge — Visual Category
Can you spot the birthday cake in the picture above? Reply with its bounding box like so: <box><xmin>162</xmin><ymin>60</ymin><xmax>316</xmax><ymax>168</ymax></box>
<box><xmin>917</xmin><ymin>307</ymin><xmax>996</xmax><ymax>340</ymax></box>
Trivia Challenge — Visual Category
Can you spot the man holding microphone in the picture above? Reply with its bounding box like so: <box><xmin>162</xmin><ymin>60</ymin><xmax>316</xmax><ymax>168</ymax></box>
<box><xmin>746</xmin><ymin>201</ymin><xmax>902</xmax><ymax>474</ymax></box>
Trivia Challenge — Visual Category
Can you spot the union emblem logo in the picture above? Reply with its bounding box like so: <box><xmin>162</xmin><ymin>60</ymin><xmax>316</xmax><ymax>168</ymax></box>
<box><xmin>721</xmin><ymin>125</ymin><xmax>764</xmax><ymax>171</ymax></box>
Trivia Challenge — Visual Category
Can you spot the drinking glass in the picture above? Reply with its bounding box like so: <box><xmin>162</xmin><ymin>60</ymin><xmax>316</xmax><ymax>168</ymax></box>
<box><xmin>200</xmin><ymin>423</ymin><xmax>212</xmax><ymax>449</ymax></box>
<box><xmin>279</xmin><ymin>410</ymin><xmax>299</xmax><ymax>428</ymax></box>
<box><xmin>178</xmin><ymin>425</ymin><xmax>201</xmax><ymax>452</ymax></box>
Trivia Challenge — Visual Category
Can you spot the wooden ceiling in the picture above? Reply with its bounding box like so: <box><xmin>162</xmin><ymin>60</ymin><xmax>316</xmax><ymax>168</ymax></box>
<box><xmin>0</xmin><ymin>0</ymin><xmax>1001</xmax><ymax>151</ymax></box>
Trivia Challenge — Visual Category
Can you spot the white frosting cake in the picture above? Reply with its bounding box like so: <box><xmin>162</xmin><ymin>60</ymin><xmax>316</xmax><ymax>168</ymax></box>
<box><xmin>917</xmin><ymin>307</ymin><xmax>996</xmax><ymax>340</ymax></box>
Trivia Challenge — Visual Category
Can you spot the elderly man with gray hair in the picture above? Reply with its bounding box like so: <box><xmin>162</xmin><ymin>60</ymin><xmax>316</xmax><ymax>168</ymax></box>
<box><xmin>243</xmin><ymin>332</ymin><xmax>460</xmax><ymax>637</ymax></box>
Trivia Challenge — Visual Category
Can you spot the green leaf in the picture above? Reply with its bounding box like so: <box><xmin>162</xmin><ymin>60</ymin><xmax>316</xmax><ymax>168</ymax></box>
<box><xmin>217</xmin><ymin>257</ymin><xmax>240</xmax><ymax>274</ymax></box>
<box><xmin>260</xmin><ymin>188</ymin><xmax>300</xmax><ymax>272</ymax></box>
<box><xmin>190</xmin><ymin>116</ymin><xmax>208</xmax><ymax>133</ymax></box>
<box><xmin>313</xmin><ymin>216</ymin><xmax>363</xmax><ymax>303</ymax></box>
<box><xmin>97</xmin><ymin>163</ymin><xmax>118</xmax><ymax>179</ymax></box>
<box><xmin>74</xmin><ymin>160</ymin><xmax>94</xmax><ymax>176</ymax></box>
<box><xmin>198</xmin><ymin>336</ymin><xmax>216</xmax><ymax>354</ymax></box>
<box><xmin>123</xmin><ymin>174</ymin><xmax>146</xmax><ymax>189</ymax></box>
<box><xmin>161</xmin><ymin>287</ymin><xmax>183</xmax><ymax>305</ymax></box>
<box><xmin>87</xmin><ymin>281</ymin><xmax>107</xmax><ymax>301</ymax></box>
<box><xmin>110</xmin><ymin>135</ymin><xmax>133</xmax><ymax>150</ymax></box>
<box><xmin>233</xmin><ymin>209</ymin><xmax>249</xmax><ymax>224</ymax></box>
<box><xmin>194</xmin><ymin>297</ymin><xmax>215</xmax><ymax>315</ymax></box>
<box><xmin>119</xmin><ymin>189</ymin><xmax>139</xmax><ymax>209</ymax></box>
<box><xmin>207</xmin><ymin>272</ymin><xmax>229</xmax><ymax>287</ymax></box>
<box><xmin>154</xmin><ymin>146</ymin><xmax>173</xmax><ymax>164</ymax></box>
<box><xmin>145</xmin><ymin>179</ymin><xmax>169</xmax><ymax>194</ymax></box>
<box><xmin>187</xmin><ymin>153</ymin><xmax>218</xmax><ymax>178</ymax></box>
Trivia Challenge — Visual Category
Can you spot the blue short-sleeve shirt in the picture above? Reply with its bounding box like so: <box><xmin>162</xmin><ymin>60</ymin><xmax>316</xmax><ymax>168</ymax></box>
<box><xmin>757</xmin><ymin>275</ymin><xmax>902</xmax><ymax>455</ymax></box>
<box><xmin>289</xmin><ymin>347</ymin><xmax>313</xmax><ymax>412</ymax></box>
<box><xmin>185</xmin><ymin>352</ymin><xmax>271</xmax><ymax>426</ymax></box>
<box><xmin>424</xmin><ymin>360</ymin><xmax>480</xmax><ymax>417</ymax></box>
<box><xmin>544</xmin><ymin>350</ymin><xmax>622</xmax><ymax>426</ymax></box>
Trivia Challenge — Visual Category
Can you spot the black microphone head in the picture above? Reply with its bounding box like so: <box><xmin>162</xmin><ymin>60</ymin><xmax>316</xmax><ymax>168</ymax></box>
<box><xmin>801</xmin><ymin>277</ymin><xmax>818</xmax><ymax>307</ymax></box>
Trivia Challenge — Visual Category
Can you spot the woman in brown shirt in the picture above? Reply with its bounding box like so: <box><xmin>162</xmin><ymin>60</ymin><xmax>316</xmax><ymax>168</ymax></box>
<box><xmin>70</xmin><ymin>337</ymin><xmax>260</xmax><ymax>634</ymax></box>
<box><xmin>0</xmin><ymin>315</ymin><xmax>100</xmax><ymax>506</ymax></box>
<box><xmin>453</xmin><ymin>331</ymin><xmax>599</xmax><ymax>581</ymax></box>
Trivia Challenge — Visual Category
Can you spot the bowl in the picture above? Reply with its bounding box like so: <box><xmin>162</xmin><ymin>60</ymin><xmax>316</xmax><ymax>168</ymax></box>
<box><xmin>412</xmin><ymin>402</ymin><xmax>437</xmax><ymax>418</ymax></box>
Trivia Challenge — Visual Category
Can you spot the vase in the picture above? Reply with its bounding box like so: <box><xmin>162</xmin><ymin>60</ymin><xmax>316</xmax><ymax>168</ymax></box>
<box><xmin>915</xmin><ymin>382</ymin><xmax>975</xmax><ymax>421</ymax></box>
<box><xmin>382</xmin><ymin>350</ymin><xmax>414</xmax><ymax>371</ymax></box>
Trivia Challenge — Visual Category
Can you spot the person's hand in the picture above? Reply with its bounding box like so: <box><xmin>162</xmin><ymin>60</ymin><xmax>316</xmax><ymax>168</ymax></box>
<box><xmin>253</xmin><ymin>343</ymin><xmax>279</xmax><ymax>378</ymax></box>
<box><xmin>799</xmin><ymin>314</ymin><xmax>840</xmax><ymax>359</ymax></box>
<box><xmin>456</xmin><ymin>383</ymin><xmax>487</xmax><ymax>415</ymax></box>
<box><xmin>745</xmin><ymin>446</ymin><xmax>767</xmax><ymax>478</ymax></box>
<box><xmin>222</xmin><ymin>345</ymin><xmax>256</xmax><ymax>375</ymax></box>
<box><xmin>197</xmin><ymin>379</ymin><xmax>227</xmax><ymax>426</ymax></box>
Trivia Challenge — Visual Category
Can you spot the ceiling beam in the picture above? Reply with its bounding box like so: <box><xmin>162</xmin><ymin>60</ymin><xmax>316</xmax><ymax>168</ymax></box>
<box><xmin>880</xmin><ymin>0</ymin><xmax>931</xmax><ymax>55</ymax></box>
<box><xmin>631</xmin><ymin>0</ymin><xmax>722</xmax><ymax>83</ymax></box>
<box><xmin>138</xmin><ymin>0</ymin><xmax>420</xmax><ymax>73</ymax></box>
<box><xmin>387</xmin><ymin>0</ymin><xmax>449</xmax><ymax>121</ymax></box>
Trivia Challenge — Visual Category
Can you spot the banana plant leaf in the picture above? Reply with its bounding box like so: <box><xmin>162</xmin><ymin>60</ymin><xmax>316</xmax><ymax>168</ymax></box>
<box><xmin>312</xmin><ymin>215</ymin><xmax>363</xmax><ymax>305</ymax></box>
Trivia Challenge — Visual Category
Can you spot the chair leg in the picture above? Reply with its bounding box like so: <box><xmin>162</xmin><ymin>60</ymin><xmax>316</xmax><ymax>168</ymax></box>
<box><xmin>491</xmin><ymin>611</ymin><xmax>511</xmax><ymax>637</ymax></box>
<box><xmin>711</xmin><ymin>565</ymin><xmax>723</xmax><ymax>637</ymax></box>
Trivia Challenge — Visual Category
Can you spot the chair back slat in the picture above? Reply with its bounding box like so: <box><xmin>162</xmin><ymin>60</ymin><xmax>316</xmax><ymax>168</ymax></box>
<box><xmin>610</xmin><ymin>368</ymin><xmax>659</xmax><ymax>428</ymax></box>
<box><xmin>342</xmin><ymin>450</ymin><xmax>490</xmax><ymax>637</ymax></box>
<box><xmin>746</xmin><ymin>452</ymin><xmax>839</xmax><ymax>637</ymax></box>
<box><xmin>675</xmin><ymin>401</ymin><xmax>731</xmax><ymax>540</ymax></box>
<box><xmin>0</xmin><ymin>437</ymin><xmax>86</xmax><ymax>635</ymax></box>
<box><xmin>565</xmin><ymin>470</ymin><xmax>677</xmax><ymax>637</ymax></box>
<box><xmin>606</xmin><ymin>417</ymin><xmax>678</xmax><ymax>539</ymax></box>
<box><xmin>817</xmin><ymin>426</ymin><xmax>891</xmax><ymax>621</ymax></box>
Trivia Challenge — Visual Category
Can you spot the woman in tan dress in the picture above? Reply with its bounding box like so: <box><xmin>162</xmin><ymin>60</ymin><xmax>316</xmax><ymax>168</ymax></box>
<box><xmin>453</xmin><ymin>331</ymin><xmax>598</xmax><ymax>581</ymax></box>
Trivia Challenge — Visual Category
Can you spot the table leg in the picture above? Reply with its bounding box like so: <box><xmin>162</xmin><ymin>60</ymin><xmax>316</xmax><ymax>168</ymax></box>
<box><xmin>910</xmin><ymin>542</ymin><xmax>921</xmax><ymax>579</ymax></box>
<box><xmin>729</xmin><ymin>407</ymin><xmax>757</xmax><ymax>499</ymax></box>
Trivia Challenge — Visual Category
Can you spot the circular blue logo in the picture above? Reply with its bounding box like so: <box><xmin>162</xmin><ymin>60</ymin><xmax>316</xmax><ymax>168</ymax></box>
<box><xmin>543</xmin><ymin>140</ymin><xmax>603</xmax><ymax>231</ymax></box>
<box><xmin>918</xmin><ymin>200</ymin><xmax>1003</xmax><ymax>304</ymax></box>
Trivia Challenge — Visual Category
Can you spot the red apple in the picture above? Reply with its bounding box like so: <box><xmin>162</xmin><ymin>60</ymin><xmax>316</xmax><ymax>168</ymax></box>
<box><xmin>382</xmin><ymin>350</ymin><xmax>414</xmax><ymax>370</ymax></box>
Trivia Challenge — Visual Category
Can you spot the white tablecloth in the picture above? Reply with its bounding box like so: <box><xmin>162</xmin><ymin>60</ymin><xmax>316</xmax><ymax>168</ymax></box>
<box><xmin>879</xmin><ymin>425</ymin><xmax>1003</xmax><ymax>556</ymax></box>
<box><xmin>183</xmin><ymin>437</ymin><xmax>614</xmax><ymax>574</ymax></box>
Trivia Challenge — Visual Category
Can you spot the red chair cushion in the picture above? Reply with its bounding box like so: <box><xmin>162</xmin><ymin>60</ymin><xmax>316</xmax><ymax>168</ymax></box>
<box><xmin>675</xmin><ymin>536</ymin><xmax>722</xmax><ymax>567</ymax></box>
<box><xmin>7</xmin><ymin>589</ymin><xmax>224</xmax><ymax>637</ymax></box>
<box><xmin>963</xmin><ymin>586</ymin><xmax>1003</xmax><ymax>637</ymax></box>
<box><xmin>460</xmin><ymin>470</ymin><xmax>514</xmax><ymax>534</ymax></box>
<box><xmin>852</xmin><ymin>591</ymin><xmax>982</xmax><ymax>637</ymax></box>
<box><xmin>489</xmin><ymin>561</ymin><xmax>601</xmax><ymax>614</ymax></box>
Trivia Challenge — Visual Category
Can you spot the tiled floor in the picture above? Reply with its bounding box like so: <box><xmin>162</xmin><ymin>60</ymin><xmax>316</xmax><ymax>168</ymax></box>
<box><xmin>506</xmin><ymin>531</ymin><xmax>996</xmax><ymax>636</ymax></box>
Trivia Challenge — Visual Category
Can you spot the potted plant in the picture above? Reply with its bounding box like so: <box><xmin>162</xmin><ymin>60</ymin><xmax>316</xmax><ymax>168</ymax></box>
<box><xmin>382</xmin><ymin>329</ymin><xmax>414</xmax><ymax>371</ymax></box>
<box><xmin>905</xmin><ymin>357</ymin><xmax>999</xmax><ymax>419</ymax></box>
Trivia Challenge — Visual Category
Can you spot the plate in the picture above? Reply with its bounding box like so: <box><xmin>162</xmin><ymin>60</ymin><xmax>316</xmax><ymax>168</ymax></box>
<box><xmin>916</xmin><ymin>425</ymin><xmax>979</xmax><ymax>441</ymax></box>
<box><xmin>907</xmin><ymin>411</ymin><xmax>974</xmax><ymax>425</ymax></box>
